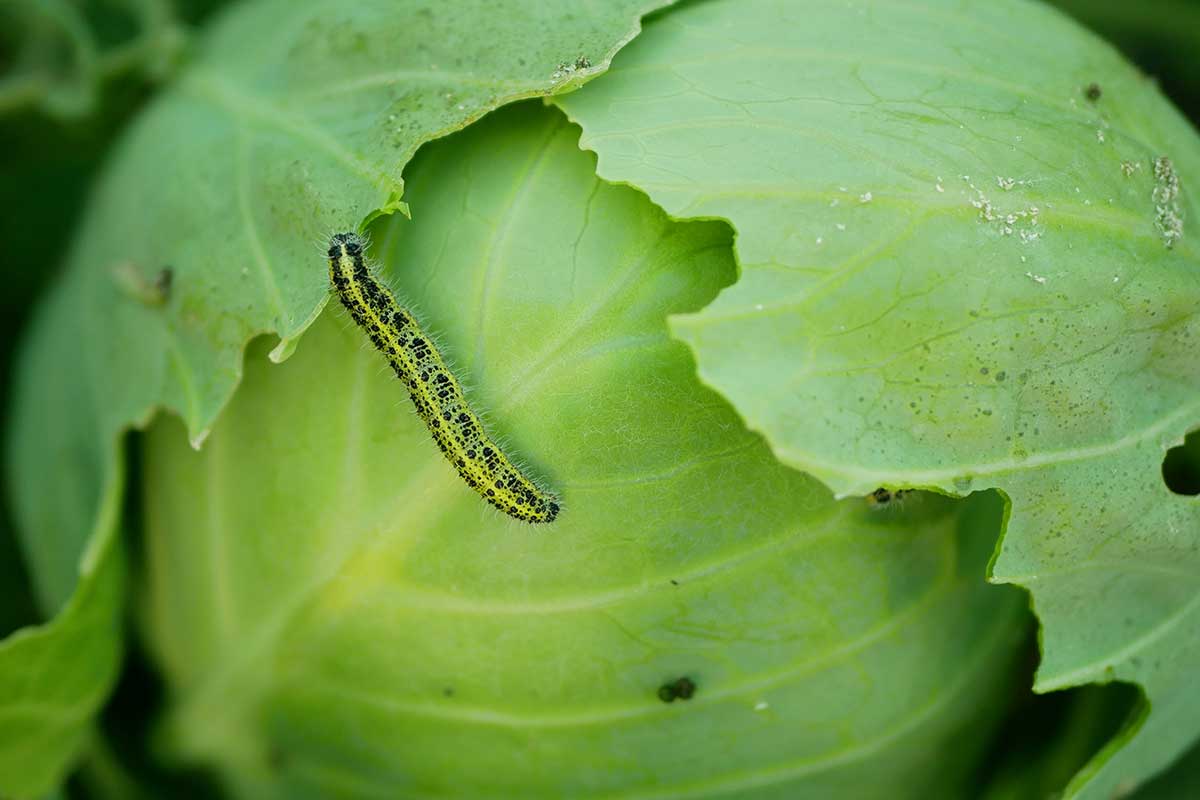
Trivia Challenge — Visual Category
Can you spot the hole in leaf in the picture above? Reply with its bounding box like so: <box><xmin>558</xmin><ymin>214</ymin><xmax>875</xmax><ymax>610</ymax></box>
<box><xmin>1162</xmin><ymin>430</ymin><xmax>1200</xmax><ymax>496</ymax></box>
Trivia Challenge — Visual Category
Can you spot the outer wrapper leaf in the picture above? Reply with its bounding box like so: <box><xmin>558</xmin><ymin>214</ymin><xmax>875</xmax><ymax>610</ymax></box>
<box><xmin>2</xmin><ymin>0</ymin><xmax>672</xmax><ymax>793</ymax></box>
<box><xmin>554</xmin><ymin>0</ymin><xmax>1200</xmax><ymax>795</ymax></box>
<box><xmin>0</xmin><ymin>499</ymin><xmax>124</xmax><ymax>799</ymax></box>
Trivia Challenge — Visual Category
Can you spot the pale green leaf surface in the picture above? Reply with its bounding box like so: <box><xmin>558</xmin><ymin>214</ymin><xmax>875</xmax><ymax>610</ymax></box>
<box><xmin>2</xmin><ymin>1</ymin><xmax>670</xmax><ymax>794</ymax></box>
<box><xmin>140</xmin><ymin>102</ymin><xmax>1026</xmax><ymax>799</ymax></box>
<box><xmin>553</xmin><ymin>0</ymin><xmax>1200</xmax><ymax>796</ymax></box>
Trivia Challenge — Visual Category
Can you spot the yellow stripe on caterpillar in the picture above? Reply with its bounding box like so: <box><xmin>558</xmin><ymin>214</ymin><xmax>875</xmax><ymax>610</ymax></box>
<box><xmin>327</xmin><ymin>231</ymin><xmax>559</xmax><ymax>524</ymax></box>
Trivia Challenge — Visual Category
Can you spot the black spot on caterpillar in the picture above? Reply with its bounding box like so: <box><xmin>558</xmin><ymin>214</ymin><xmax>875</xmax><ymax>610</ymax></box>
<box><xmin>327</xmin><ymin>231</ymin><xmax>559</xmax><ymax>524</ymax></box>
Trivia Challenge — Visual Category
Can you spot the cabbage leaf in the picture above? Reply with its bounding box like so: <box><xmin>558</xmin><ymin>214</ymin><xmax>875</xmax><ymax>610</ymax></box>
<box><xmin>140</xmin><ymin>101</ymin><xmax>1027</xmax><ymax>798</ymax></box>
<box><xmin>554</xmin><ymin>0</ymin><xmax>1200</xmax><ymax>796</ymax></box>
<box><xmin>2</xmin><ymin>0</ymin><xmax>671</xmax><ymax>793</ymax></box>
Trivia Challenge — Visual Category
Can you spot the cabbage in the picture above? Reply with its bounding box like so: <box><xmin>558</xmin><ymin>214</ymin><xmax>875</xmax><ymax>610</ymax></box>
<box><xmin>3</xmin><ymin>1</ymin><xmax>1198</xmax><ymax>797</ymax></box>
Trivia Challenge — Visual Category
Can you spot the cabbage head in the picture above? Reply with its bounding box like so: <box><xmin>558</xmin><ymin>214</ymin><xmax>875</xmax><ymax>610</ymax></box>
<box><xmin>3</xmin><ymin>1</ymin><xmax>1200</xmax><ymax>798</ymax></box>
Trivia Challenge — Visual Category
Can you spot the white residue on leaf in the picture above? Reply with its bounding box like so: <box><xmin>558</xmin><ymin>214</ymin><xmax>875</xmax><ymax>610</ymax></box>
<box><xmin>968</xmin><ymin>183</ymin><xmax>996</xmax><ymax>222</ymax></box>
<box><xmin>1025</xmin><ymin>271</ymin><xmax>1047</xmax><ymax>285</ymax></box>
<box><xmin>859</xmin><ymin>191</ymin><xmax>873</xmax><ymax>204</ymax></box>
<box><xmin>1096</xmin><ymin>129</ymin><xmax>1106</xmax><ymax>143</ymax></box>
<box><xmin>551</xmin><ymin>55</ymin><xmax>593</xmax><ymax>82</ymax></box>
<box><xmin>1153</xmin><ymin>156</ymin><xmax>1183</xmax><ymax>249</ymax></box>
<box><xmin>964</xmin><ymin>178</ymin><xmax>1040</xmax><ymax>243</ymax></box>
<box><xmin>1121</xmin><ymin>161</ymin><xmax>1141</xmax><ymax>177</ymax></box>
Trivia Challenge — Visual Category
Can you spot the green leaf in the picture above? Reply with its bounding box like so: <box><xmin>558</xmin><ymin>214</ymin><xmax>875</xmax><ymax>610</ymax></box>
<box><xmin>139</xmin><ymin>101</ymin><xmax>1026</xmax><ymax>798</ymax></box>
<box><xmin>1046</xmin><ymin>0</ymin><xmax>1200</xmax><ymax>122</ymax></box>
<box><xmin>979</xmin><ymin>684</ymin><xmax>1139</xmax><ymax>800</ymax></box>
<box><xmin>1130</xmin><ymin>732</ymin><xmax>1200</xmax><ymax>799</ymax></box>
<box><xmin>0</xmin><ymin>445</ymin><xmax>125</xmax><ymax>799</ymax></box>
<box><xmin>12</xmin><ymin>0</ymin><xmax>675</xmax><ymax>609</ymax></box>
<box><xmin>3</xmin><ymin>1</ymin><xmax>671</xmax><ymax>794</ymax></box>
<box><xmin>553</xmin><ymin>0</ymin><xmax>1200</xmax><ymax>796</ymax></box>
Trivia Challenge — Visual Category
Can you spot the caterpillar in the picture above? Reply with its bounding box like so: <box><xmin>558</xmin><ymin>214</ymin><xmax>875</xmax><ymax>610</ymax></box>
<box><xmin>327</xmin><ymin>231</ymin><xmax>559</xmax><ymax>524</ymax></box>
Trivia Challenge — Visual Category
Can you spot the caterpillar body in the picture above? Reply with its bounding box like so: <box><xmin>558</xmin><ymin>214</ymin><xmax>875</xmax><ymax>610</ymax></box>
<box><xmin>327</xmin><ymin>232</ymin><xmax>559</xmax><ymax>524</ymax></box>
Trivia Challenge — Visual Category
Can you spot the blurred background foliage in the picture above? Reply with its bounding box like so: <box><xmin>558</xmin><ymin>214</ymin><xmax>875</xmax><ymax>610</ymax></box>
<box><xmin>0</xmin><ymin>0</ymin><xmax>1197</xmax><ymax>797</ymax></box>
<box><xmin>0</xmin><ymin>0</ymin><xmax>237</xmax><ymax>639</ymax></box>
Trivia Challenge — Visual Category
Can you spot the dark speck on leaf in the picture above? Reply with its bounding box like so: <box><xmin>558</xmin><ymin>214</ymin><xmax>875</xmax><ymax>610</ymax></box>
<box><xmin>156</xmin><ymin>267</ymin><xmax>173</xmax><ymax>299</ymax></box>
<box><xmin>1085</xmin><ymin>83</ymin><xmax>1102</xmax><ymax>102</ymax></box>
<box><xmin>658</xmin><ymin>676</ymin><xmax>697</xmax><ymax>703</ymax></box>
